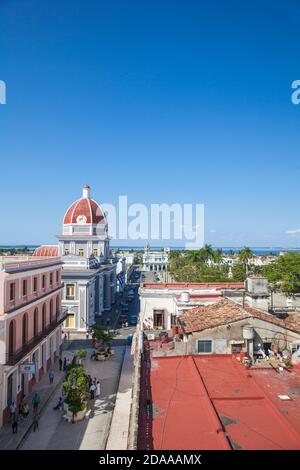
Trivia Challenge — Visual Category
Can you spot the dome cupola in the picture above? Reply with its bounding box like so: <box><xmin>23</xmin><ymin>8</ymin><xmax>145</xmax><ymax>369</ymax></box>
<box><xmin>63</xmin><ymin>185</ymin><xmax>106</xmax><ymax>225</ymax></box>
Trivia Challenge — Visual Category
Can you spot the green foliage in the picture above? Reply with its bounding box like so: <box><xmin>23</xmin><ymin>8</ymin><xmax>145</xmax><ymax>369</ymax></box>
<box><xmin>263</xmin><ymin>253</ymin><xmax>300</xmax><ymax>296</ymax></box>
<box><xmin>91</xmin><ymin>325</ymin><xmax>116</xmax><ymax>346</ymax></box>
<box><xmin>238</xmin><ymin>247</ymin><xmax>253</xmax><ymax>275</ymax></box>
<box><xmin>168</xmin><ymin>246</ymin><xmax>230</xmax><ymax>282</ymax></box>
<box><xmin>232</xmin><ymin>262</ymin><xmax>247</xmax><ymax>281</ymax></box>
<box><xmin>63</xmin><ymin>366</ymin><xmax>89</xmax><ymax>415</ymax></box>
<box><xmin>76</xmin><ymin>348</ymin><xmax>87</xmax><ymax>359</ymax></box>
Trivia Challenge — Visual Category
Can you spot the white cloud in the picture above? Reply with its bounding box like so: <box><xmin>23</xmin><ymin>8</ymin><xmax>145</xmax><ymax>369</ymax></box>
<box><xmin>210</xmin><ymin>229</ymin><xmax>216</xmax><ymax>233</ymax></box>
<box><xmin>286</xmin><ymin>229</ymin><xmax>300</xmax><ymax>235</ymax></box>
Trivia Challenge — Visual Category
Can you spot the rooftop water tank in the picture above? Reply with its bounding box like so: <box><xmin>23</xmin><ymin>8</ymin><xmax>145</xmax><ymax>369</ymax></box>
<box><xmin>242</xmin><ymin>325</ymin><xmax>254</xmax><ymax>340</ymax></box>
<box><xmin>181</xmin><ymin>291</ymin><xmax>190</xmax><ymax>302</ymax></box>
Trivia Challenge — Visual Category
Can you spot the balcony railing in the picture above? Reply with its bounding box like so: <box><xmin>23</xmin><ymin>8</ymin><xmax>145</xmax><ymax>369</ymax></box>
<box><xmin>5</xmin><ymin>309</ymin><xmax>68</xmax><ymax>366</ymax></box>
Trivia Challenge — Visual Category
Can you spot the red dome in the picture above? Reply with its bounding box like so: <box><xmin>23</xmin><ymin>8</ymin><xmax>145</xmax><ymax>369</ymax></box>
<box><xmin>63</xmin><ymin>186</ymin><xmax>105</xmax><ymax>225</ymax></box>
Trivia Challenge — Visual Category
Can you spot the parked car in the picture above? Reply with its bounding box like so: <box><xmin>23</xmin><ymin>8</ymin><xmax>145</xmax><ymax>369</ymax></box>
<box><xmin>129</xmin><ymin>315</ymin><xmax>138</xmax><ymax>326</ymax></box>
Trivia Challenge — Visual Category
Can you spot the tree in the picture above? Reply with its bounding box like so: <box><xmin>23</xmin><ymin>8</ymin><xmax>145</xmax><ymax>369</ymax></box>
<box><xmin>238</xmin><ymin>247</ymin><xmax>253</xmax><ymax>276</ymax></box>
<box><xmin>232</xmin><ymin>262</ymin><xmax>247</xmax><ymax>281</ymax></box>
<box><xmin>263</xmin><ymin>253</ymin><xmax>300</xmax><ymax>296</ymax></box>
<box><xmin>91</xmin><ymin>325</ymin><xmax>116</xmax><ymax>348</ymax></box>
<box><xmin>200</xmin><ymin>244</ymin><xmax>215</xmax><ymax>263</ymax></box>
<box><xmin>64</xmin><ymin>366</ymin><xmax>89</xmax><ymax>416</ymax></box>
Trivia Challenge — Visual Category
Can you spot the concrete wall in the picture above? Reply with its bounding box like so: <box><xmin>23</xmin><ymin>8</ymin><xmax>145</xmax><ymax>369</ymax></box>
<box><xmin>181</xmin><ymin>318</ymin><xmax>300</xmax><ymax>355</ymax></box>
<box><xmin>140</xmin><ymin>294</ymin><xmax>176</xmax><ymax>330</ymax></box>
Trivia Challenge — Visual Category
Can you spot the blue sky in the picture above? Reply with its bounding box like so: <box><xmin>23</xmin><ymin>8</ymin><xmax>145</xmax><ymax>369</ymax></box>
<box><xmin>0</xmin><ymin>0</ymin><xmax>300</xmax><ymax>247</ymax></box>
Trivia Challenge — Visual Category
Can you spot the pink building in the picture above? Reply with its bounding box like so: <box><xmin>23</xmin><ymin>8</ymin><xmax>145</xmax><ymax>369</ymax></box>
<box><xmin>0</xmin><ymin>255</ymin><xmax>65</xmax><ymax>426</ymax></box>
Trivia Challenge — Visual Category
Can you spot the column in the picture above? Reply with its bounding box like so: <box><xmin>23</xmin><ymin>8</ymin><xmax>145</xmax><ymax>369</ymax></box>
<box><xmin>79</xmin><ymin>284</ymin><xmax>87</xmax><ymax>329</ymax></box>
<box><xmin>104</xmin><ymin>272</ymin><xmax>111</xmax><ymax>310</ymax></box>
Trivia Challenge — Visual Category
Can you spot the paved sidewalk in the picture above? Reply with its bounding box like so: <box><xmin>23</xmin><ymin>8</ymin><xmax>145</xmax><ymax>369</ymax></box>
<box><xmin>0</xmin><ymin>343</ymin><xmax>74</xmax><ymax>450</ymax></box>
<box><xmin>20</xmin><ymin>346</ymin><xmax>125</xmax><ymax>450</ymax></box>
<box><xmin>106</xmin><ymin>346</ymin><xmax>133</xmax><ymax>450</ymax></box>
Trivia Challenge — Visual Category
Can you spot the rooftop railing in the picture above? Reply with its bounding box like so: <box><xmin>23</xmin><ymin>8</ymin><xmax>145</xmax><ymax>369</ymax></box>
<box><xmin>0</xmin><ymin>256</ymin><xmax>62</xmax><ymax>272</ymax></box>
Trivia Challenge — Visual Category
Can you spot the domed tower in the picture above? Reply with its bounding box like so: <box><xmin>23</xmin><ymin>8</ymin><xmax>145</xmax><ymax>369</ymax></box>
<box><xmin>57</xmin><ymin>184</ymin><xmax>110</xmax><ymax>259</ymax></box>
<box><xmin>57</xmin><ymin>185</ymin><xmax>117</xmax><ymax>332</ymax></box>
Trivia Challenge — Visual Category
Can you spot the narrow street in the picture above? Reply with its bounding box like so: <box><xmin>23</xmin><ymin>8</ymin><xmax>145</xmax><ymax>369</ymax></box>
<box><xmin>19</xmin><ymin>272</ymin><xmax>141</xmax><ymax>450</ymax></box>
<box><xmin>19</xmin><ymin>342</ymin><xmax>125</xmax><ymax>450</ymax></box>
<box><xmin>0</xmin><ymin>270</ymin><xmax>142</xmax><ymax>450</ymax></box>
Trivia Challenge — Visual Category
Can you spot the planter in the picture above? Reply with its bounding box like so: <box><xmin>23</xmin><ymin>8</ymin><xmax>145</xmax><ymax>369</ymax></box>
<box><xmin>64</xmin><ymin>402</ymin><xmax>88</xmax><ymax>422</ymax></box>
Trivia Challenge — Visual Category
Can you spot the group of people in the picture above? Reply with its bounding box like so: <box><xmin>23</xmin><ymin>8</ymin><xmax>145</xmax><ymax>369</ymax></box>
<box><xmin>88</xmin><ymin>376</ymin><xmax>101</xmax><ymax>400</ymax></box>
<box><xmin>10</xmin><ymin>392</ymin><xmax>41</xmax><ymax>434</ymax></box>
<box><xmin>90</xmin><ymin>346</ymin><xmax>112</xmax><ymax>361</ymax></box>
<box><xmin>9</xmin><ymin>346</ymin><xmax>103</xmax><ymax>436</ymax></box>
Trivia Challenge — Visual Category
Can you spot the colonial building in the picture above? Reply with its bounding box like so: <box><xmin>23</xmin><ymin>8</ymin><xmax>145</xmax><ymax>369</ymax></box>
<box><xmin>138</xmin><ymin>281</ymin><xmax>244</xmax><ymax>331</ymax></box>
<box><xmin>178</xmin><ymin>298</ymin><xmax>300</xmax><ymax>356</ymax></box>
<box><xmin>142</xmin><ymin>245</ymin><xmax>170</xmax><ymax>272</ymax></box>
<box><xmin>0</xmin><ymin>255</ymin><xmax>64</xmax><ymax>427</ymax></box>
<box><xmin>35</xmin><ymin>184</ymin><xmax>118</xmax><ymax>332</ymax></box>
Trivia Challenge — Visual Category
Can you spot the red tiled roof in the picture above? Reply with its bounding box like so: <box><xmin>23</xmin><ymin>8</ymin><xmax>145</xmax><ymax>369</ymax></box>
<box><xmin>33</xmin><ymin>245</ymin><xmax>59</xmax><ymax>257</ymax></box>
<box><xmin>63</xmin><ymin>197</ymin><xmax>105</xmax><ymax>224</ymax></box>
<box><xmin>179</xmin><ymin>298</ymin><xmax>300</xmax><ymax>334</ymax></box>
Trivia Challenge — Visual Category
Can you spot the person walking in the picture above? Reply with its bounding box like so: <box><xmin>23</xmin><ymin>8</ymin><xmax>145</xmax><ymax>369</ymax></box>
<box><xmin>33</xmin><ymin>413</ymin><xmax>39</xmax><ymax>432</ymax></box>
<box><xmin>32</xmin><ymin>392</ymin><xmax>40</xmax><ymax>413</ymax></box>
<box><xmin>10</xmin><ymin>402</ymin><xmax>17</xmax><ymax>421</ymax></box>
<box><xmin>89</xmin><ymin>382</ymin><xmax>96</xmax><ymax>400</ymax></box>
<box><xmin>63</xmin><ymin>357</ymin><xmax>67</xmax><ymax>370</ymax></box>
<box><xmin>95</xmin><ymin>380</ymin><xmax>101</xmax><ymax>398</ymax></box>
<box><xmin>49</xmin><ymin>369</ymin><xmax>54</xmax><ymax>384</ymax></box>
<box><xmin>59</xmin><ymin>358</ymin><xmax>63</xmax><ymax>371</ymax></box>
<box><xmin>53</xmin><ymin>397</ymin><xmax>64</xmax><ymax>410</ymax></box>
<box><xmin>12</xmin><ymin>416</ymin><xmax>18</xmax><ymax>434</ymax></box>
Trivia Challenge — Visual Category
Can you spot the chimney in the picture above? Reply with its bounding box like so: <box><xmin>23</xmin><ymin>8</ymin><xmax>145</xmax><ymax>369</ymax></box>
<box><xmin>83</xmin><ymin>184</ymin><xmax>90</xmax><ymax>198</ymax></box>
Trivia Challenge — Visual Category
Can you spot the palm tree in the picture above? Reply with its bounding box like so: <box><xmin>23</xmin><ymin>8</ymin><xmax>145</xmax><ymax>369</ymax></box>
<box><xmin>238</xmin><ymin>246</ymin><xmax>253</xmax><ymax>276</ymax></box>
<box><xmin>213</xmin><ymin>248</ymin><xmax>223</xmax><ymax>264</ymax></box>
<box><xmin>200</xmin><ymin>244</ymin><xmax>215</xmax><ymax>264</ymax></box>
<box><xmin>185</xmin><ymin>250</ymin><xmax>202</xmax><ymax>263</ymax></box>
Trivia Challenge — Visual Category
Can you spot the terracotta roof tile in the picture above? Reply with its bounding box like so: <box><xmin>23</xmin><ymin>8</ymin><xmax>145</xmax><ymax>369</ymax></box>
<box><xmin>179</xmin><ymin>298</ymin><xmax>300</xmax><ymax>335</ymax></box>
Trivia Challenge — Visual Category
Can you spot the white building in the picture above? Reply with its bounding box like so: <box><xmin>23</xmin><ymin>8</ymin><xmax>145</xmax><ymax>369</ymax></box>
<box><xmin>35</xmin><ymin>185</ymin><xmax>118</xmax><ymax>332</ymax></box>
<box><xmin>139</xmin><ymin>281</ymin><xmax>245</xmax><ymax>331</ymax></box>
<box><xmin>143</xmin><ymin>246</ymin><xmax>170</xmax><ymax>272</ymax></box>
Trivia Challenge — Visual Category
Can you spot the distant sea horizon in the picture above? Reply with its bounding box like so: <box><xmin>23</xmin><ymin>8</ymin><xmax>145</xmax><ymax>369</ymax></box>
<box><xmin>1</xmin><ymin>244</ymin><xmax>300</xmax><ymax>256</ymax></box>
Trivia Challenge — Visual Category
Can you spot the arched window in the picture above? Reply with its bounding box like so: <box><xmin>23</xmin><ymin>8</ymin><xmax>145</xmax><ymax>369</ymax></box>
<box><xmin>34</xmin><ymin>308</ymin><xmax>38</xmax><ymax>336</ymax></box>
<box><xmin>50</xmin><ymin>299</ymin><xmax>53</xmax><ymax>324</ymax></box>
<box><xmin>8</xmin><ymin>320</ymin><xmax>15</xmax><ymax>358</ymax></box>
<box><xmin>56</xmin><ymin>295</ymin><xmax>59</xmax><ymax>320</ymax></box>
<box><xmin>42</xmin><ymin>303</ymin><xmax>46</xmax><ymax>331</ymax></box>
<box><xmin>22</xmin><ymin>313</ymin><xmax>28</xmax><ymax>346</ymax></box>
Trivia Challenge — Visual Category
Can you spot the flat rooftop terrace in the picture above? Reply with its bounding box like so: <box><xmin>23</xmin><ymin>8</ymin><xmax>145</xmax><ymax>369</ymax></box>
<box><xmin>138</xmin><ymin>353</ymin><xmax>300</xmax><ymax>450</ymax></box>
<box><xmin>0</xmin><ymin>256</ymin><xmax>62</xmax><ymax>272</ymax></box>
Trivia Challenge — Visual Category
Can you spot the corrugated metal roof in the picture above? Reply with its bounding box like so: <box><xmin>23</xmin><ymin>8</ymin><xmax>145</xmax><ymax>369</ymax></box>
<box><xmin>138</xmin><ymin>354</ymin><xmax>300</xmax><ymax>450</ymax></box>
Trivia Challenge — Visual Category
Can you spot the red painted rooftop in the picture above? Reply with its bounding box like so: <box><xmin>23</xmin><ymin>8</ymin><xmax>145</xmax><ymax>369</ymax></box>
<box><xmin>138</xmin><ymin>353</ymin><xmax>300</xmax><ymax>450</ymax></box>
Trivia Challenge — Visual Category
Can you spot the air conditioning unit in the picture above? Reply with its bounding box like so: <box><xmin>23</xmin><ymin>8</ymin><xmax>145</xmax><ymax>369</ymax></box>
<box><xmin>147</xmin><ymin>333</ymin><xmax>155</xmax><ymax>340</ymax></box>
